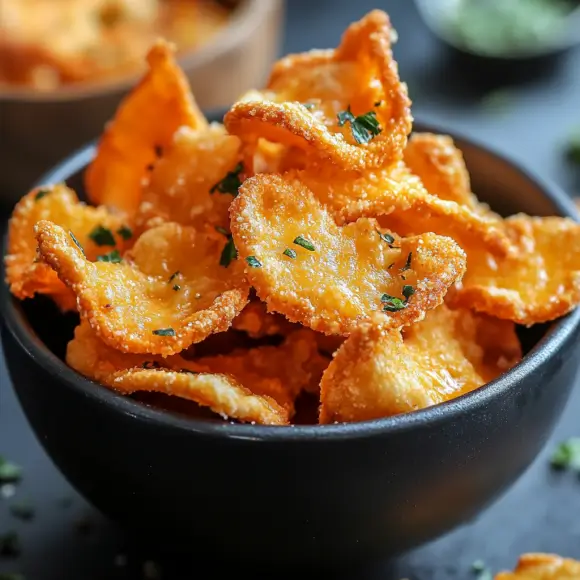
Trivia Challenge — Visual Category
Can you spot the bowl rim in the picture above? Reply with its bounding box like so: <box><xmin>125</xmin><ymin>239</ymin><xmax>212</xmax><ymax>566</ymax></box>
<box><xmin>0</xmin><ymin>0</ymin><xmax>282</xmax><ymax>103</ymax></box>
<box><xmin>412</xmin><ymin>0</ymin><xmax>580</xmax><ymax>61</ymax></box>
<box><xmin>2</xmin><ymin>119</ymin><xmax>579</xmax><ymax>442</ymax></box>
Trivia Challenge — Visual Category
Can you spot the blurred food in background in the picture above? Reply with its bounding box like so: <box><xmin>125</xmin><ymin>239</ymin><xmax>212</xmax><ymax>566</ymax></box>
<box><xmin>0</xmin><ymin>0</ymin><xmax>232</xmax><ymax>91</ymax></box>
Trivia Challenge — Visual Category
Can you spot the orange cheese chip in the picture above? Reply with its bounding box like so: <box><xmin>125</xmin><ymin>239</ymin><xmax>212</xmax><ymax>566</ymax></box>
<box><xmin>85</xmin><ymin>40</ymin><xmax>207</xmax><ymax>215</ymax></box>
<box><xmin>404</xmin><ymin>132</ymin><xmax>481</xmax><ymax>209</ymax></box>
<box><xmin>136</xmin><ymin>124</ymin><xmax>241</xmax><ymax>232</ymax></box>
<box><xmin>225</xmin><ymin>10</ymin><xmax>412</xmax><ymax>172</ymax></box>
<box><xmin>36</xmin><ymin>220</ymin><xmax>249</xmax><ymax>355</ymax></box>
<box><xmin>65</xmin><ymin>320</ymin><xmax>304</xmax><ymax>425</ymax></box>
<box><xmin>319</xmin><ymin>304</ymin><xmax>521</xmax><ymax>423</ymax></box>
<box><xmin>452</xmin><ymin>215</ymin><xmax>580</xmax><ymax>325</ymax></box>
<box><xmin>495</xmin><ymin>553</ymin><xmax>580</xmax><ymax>579</ymax></box>
<box><xmin>5</xmin><ymin>184</ymin><xmax>131</xmax><ymax>310</ymax></box>
<box><xmin>231</xmin><ymin>173</ymin><xmax>467</xmax><ymax>335</ymax></box>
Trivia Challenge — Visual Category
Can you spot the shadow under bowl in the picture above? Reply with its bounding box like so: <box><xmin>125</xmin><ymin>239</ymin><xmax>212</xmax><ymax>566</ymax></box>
<box><xmin>1</xmin><ymin>120</ymin><xmax>579</xmax><ymax>569</ymax></box>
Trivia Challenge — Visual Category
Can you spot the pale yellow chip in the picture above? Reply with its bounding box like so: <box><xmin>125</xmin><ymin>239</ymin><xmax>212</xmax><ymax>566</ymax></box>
<box><xmin>225</xmin><ymin>10</ymin><xmax>412</xmax><ymax>172</ymax></box>
<box><xmin>495</xmin><ymin>553</ymin><xmax>580</xmax><ymax>579</ymax></box>
<box><xmin>319</xmin><ymin>304</ymin><xmax>521</xmax><ymax>423</ymax></box>
<box><xmin>85</xmin><ymin>40</ymin><xmax>207</xmax><ymax>215</ymax></box>
<box><xmin>5</xmin><ymin>184</ymin><xmax>132</xmax><ymax>310</ymax></box>
<box><xmin>36</xmin><ymin>220</ymin><xmax>249</xmax><ymax>355</ymax></box>
<box><xmin>136</xmin><ymin>123</ymin><xmax>241</xmax><ymax>232</ymax></box>
<box><xmin>231</xmin><ymin>173</ymin><xmax>467</xmax><ymax>335</ymax></box>
<box><xmin>452</xmin><ymin>215</ymin><xmax>580</xmax><ymax>325</ymax></box>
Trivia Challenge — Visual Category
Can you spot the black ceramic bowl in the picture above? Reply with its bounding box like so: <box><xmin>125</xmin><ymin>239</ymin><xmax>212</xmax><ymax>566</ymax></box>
<box><xmin>1</xmin><ymin>121</ymin><xmax>579</xmax><ymax>570</ymax></box>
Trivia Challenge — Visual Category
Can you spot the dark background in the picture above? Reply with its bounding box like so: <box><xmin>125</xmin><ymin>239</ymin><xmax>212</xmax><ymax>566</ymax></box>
<box><xmin>1</xmin><ymin>1</ymin><xmax>579</xmax><ymax>578</ymax></box>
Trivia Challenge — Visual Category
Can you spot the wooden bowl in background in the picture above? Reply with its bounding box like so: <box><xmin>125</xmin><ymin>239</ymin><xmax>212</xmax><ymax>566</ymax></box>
<box><xmin>0</xmin><ymin>0</ymin><xmax>284</xmax><ymax>208</ymax></box>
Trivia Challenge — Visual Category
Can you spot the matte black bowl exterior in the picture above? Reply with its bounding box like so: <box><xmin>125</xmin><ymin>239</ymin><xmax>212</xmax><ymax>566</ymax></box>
<box><xmin>1</xmin><ymin>122</ymin><xmax>579</xmax><ymax>568</ymax></box>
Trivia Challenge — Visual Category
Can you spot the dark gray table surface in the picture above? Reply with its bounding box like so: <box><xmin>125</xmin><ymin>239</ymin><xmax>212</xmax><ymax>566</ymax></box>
<box><xmin>1</xmin><ymin>1</ymin><xmax>579</xmax><ymax>578</ymax></box>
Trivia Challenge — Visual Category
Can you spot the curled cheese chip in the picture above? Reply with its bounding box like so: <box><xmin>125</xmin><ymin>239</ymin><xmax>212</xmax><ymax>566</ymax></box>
<box><xmin>230</xmin><ymin>173</ymin><xmax>467</xmax><ymax>335</ymax></box>
<box><xmin>232</xmin><ymin>300</ymin><xmax>298</xmax><ymax>338</ymax></box>
<box><xmin>225</xmin><ymin>10</ymin><xmax>412</xmax><ymax>171</ymax></box>
<box><xmin>194</xmin><ymin>329</ymin><xmax>329</xmax><ymax>412</ymax></box>
<box><xmin>495</xmin><ymin>553</ymin><xmax>580</xmax><ymax>580</ymax></box>
<box><xmin>5</xmin><ymin>184</ymin><xmax>131</xmax><ymax>309</ymax></box>
<box><xmin>404</xmin><ymin>132</ymin><xmax>480</xmax><ymax>209</ymax></box>
<box><xmin>136</xmin><ymin>124</ymin><xmax>241</xmax><ymax>232</ymax></box>
<box><xmin>66</xmin><ymin>321</ymin><xmax>289</xmax><ymax>425</ymax></box>
<box><xmin>110</xmin><ymin>369</ymin><xmax>288</xmax><ymax>425</ymax></box>
<box><xmin>85</xmin><ymin>40</ymin><xmax>207</xmax><ymax>215</ymax></box>
<box><xmin>319</xmin><ymin>304</ymin><xmax>521</xmax><ymax>423</ymax></box>
<box><xmin>333</xmin><ymin>164</ymin><xmax>511</xmax><ymax>257</ymax></box>
<box><xmin>452</xmin><ymin>215</ymin><xmax>580</xmax><ymax>325</ymax></box>
<box><xmin>36</xmin><ymin>220</ymin><xmax>249</xmax><ymax>355</ymax></box>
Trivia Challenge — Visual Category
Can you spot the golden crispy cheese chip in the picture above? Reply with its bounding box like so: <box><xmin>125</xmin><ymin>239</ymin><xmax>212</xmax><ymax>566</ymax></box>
<box><xmin>495</xmin><ymin>553</ymin><xmax>580</xmax><ymax>579</ymax></box>
<box><xmin>225</xmin><ymin>10</ymin><xmax>412</xmax><ymax>171</ymax></box>
<box><xmin>136</xmin><ymin>124</ymin><xmax>242</xmax><ymax>232</ymax></box>
<box><xmin>319</xmin><ymin>304</ymin><xmax>521</xmax><ymax>423</ymax></box>
<box><xmin>452</xmin><ymin>215</ymin><xmax>580</xmax><ymax>325</ymax></box>
<box><xmin>5</xmin><ymin>184</ymin><xmax>132</xmax><ymax>310</ymax></box>
<box><xmin>404</xmin><ymin>132</ymin><xmax>481</xmax><ymax>209</ymax></box>
<box><xmin>231</xmin><ymin>173</ymin><xmax>467</xmax><ymax>335</ymax></box>
<box><xmin>194</xmin><ymin>328</ymin><xmax>329</xmax><ymax>410</ymax></box>
<box><xmin>85</xmin><ymin>40</ymin><xmax>206</xmax><ymax>215</ymax></box>
<box><xmin>66</xmin><ymin>321</ymin><xmax>289</xmax><ymax>425</ymax></box>
<box><xmin>334</xmin><ymin>163</ymin><xmax>510</xmax><ymax>257</ymax></box>
<box><xmin>232</xmin><ymin>299</ymin><xmax>298</xmax><ymax>338</ymax></box>
<box><xmin>36</xmin><ymin>220</ymin><xmax>249</xmax><ymax>355</ymax></box>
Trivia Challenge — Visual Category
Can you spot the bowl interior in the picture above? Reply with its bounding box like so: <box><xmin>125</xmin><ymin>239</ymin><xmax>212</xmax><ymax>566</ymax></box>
<box><xmin>4</xmin><ymin>117</ymin><xmax>580</xmax><ymax>429</ymax></box>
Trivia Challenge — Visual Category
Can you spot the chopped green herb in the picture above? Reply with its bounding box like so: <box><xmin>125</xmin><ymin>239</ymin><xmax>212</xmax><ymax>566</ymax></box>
<box><xmin>293</xmin><ymin>235</ymin><xmax>315</xmax><ymax>251</ymax></box>
<box><xmin>34</xmin><ymin>188</ymin><xmax>50</xmax><ymax>201</ymax></box>
<box><xmin>246</xmin><ymin>256</ymin><xmax>262</xmax><ymax>268</ymax></box>
<box><xmin>152</xmin><ymin>328</ymin><xmax>175</xmax><ymax>337</ymax></box>
<box><xmin>172</xmin><ymin>284</ymin><xmax>181</xmax><ymax>291</ymax></box>
<box><xmin>117</xmin><ymin>225</ymin><xmax>133</xmax><ymax>240</ymax></box>
<box><xmin>381</xmin><ymin>293</ymin><xmax>407</xmax><ymax>312</ymax></box>
<box><xmin>551</xmin><ymin>437</ymin><xmax>580</xmax><ymax>471</ymax></box>
<box><xmin>337</xmin><ymin>106</ymin><xmax>382</xmax><ymax>144</ymax></box>
<box><xmin>69</xmin><ymin>231</ymin><xmax>85</xmax><ymax>256</ymax></box>
<box><xmin>0</xmin><ymin>458</ymin><xmax>21</xmax><ymax>483</ymax></box>
<box><xmin>402</xmin><ymin>285</ymin><xmax>415</xmax><ymax>300</ymax></box>
<box><xmin>283</xmin><ymin>248</ymin><xmax>297</xmax><ymax>259</ymax></box>
<box><xmin>9</xmin><ymin>501</ymin><xmax>35</xmax><ymax>521</ymax></box>
<box><xmin>302</xmin><ymin>102</ymin><xmax>316</xmax><ymax>110</ymax></box>
<box><xmin>400</xmin><ymin>252</ymin><xmax>413</xmax><ymax>271</ymax></box>
<box><xmin>0</xmin><ymin>531</ymin><xmax>20</xmax><ymax>558</ymax></box>
<box><xmin>96</xmin><ymin>249</ymin><xmax>122</xmax><ymax>263</ymax></box>
<box><xmin>215</xmin><ymin>226</ymin><xmax>229</xmax><ymax>236</ymax></box>
<box><xmin>377</xmin><ymin>230</ymin><xmax>395</xmax><ymax>245</ymax></box>
<box><xmin>89</xmin><ymin>225</ymin><xmax>116</xmax><ymax>247</ymax></box>
<box><xmin>142</xmin><ymin>361</ymin><xmax>160</xmax><ymax>370</ymax></box>
<box><xmin>210</xmin><ymin>162</ymin><xmax>243</xmax><ymax>196</ymax></box>
<box><xmin>471</xmin><ymin>559</ymin><xmax>493</xmax><ymax>580</ymax></box>
<box><xmin>168</xmin><ymin>271</ymin><xmax>180</xmax><ymax>282</ymax></box>
<box><xmin>566</xmin><ymin>131</ymin><xmax>580</xmax><ymax>165</ymax></box>
<box><xmin>220</xmin><ymin>236</ymin><xmax>237</xmax><ymax>267</ymax></box>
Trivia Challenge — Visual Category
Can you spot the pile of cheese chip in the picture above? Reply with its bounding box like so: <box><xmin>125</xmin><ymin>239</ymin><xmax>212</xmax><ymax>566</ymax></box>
<box><xmin>6</xmin><ymin>11</ymin><xmax>580</xmax><ymax>425</ymax></box>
